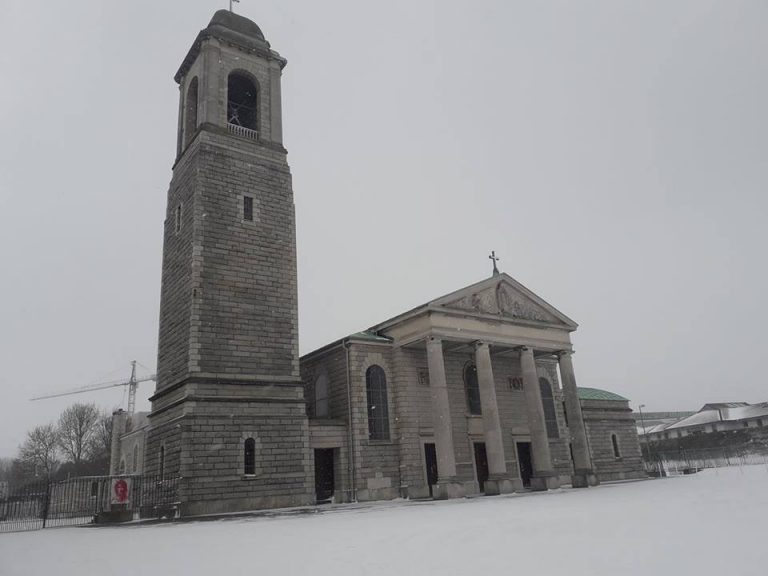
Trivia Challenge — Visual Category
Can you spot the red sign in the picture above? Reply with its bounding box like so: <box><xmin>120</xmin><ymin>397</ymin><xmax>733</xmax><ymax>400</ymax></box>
<box><xmin>111</xmin><ymin>478</ymin><xmax>131</xmax><ymax>505</ymax></box>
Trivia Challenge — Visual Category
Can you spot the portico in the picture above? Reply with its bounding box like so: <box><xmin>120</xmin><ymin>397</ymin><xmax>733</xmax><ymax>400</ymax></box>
<box><xmin>300</xmin><ymin>272</ymin><xmax>622</xmax><ymax>505</ymax></box>
<box><xmin>373</xmin><ymin>273</ymin><xmax>597</xmax><ymax>496</ymax></box>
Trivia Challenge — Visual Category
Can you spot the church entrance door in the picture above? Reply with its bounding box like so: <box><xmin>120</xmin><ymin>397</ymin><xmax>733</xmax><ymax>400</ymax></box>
<box><xmin>314</xmin><ymin>449</ymin><xmax>334</xmax><ymax>503</ymax></box>
<box><xmin>473</xmin><ymin>442</ymin><xmax>489</xmax><ymax>493</ymax></box>
<box><xmin>424</xmin><ymin>443</ymin><xmax>438</xmax><ymax>497</ymax></box>
<box><xmin>516</xmin><ymin>442</ymin><xmax>533</xmax><ymax>488</ymax></box>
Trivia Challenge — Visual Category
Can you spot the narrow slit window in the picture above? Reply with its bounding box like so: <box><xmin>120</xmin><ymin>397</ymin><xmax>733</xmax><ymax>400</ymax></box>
<box><xmin>611</xmin><ymin>434</ymin><xmax>621</xmax><ymax>458</ymax></box>
<box><xmin>243</xmin><ymin>196</ymin><xmax>254</xmax><ymax>221</ymax></box>
<box><xmin>244</xmin><ymin>437</ymin><xmax>256</xmax><ymax>475</ymax></box>
<box><xmin>175</xmin><ymin>205</ymin><xmax>182</xmax><ymax>233</ymax></box>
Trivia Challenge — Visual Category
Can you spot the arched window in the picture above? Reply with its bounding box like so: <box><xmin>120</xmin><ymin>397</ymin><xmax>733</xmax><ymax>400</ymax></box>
<box><xmin>132</xmin><ymin>445</ymin><xmax>138</xmax><ymax>473</ymax></box>
<box><xmin>539</xmin><ymin>377</ymin><xmax>559</xmax><ymax>438</ymax></box>
<box><xmin>244</xmin><ymin>437</ymin><xmax>256</xmax><ymax>475</ymax></box>
<box><xmin>184</xmin><ymin>76</ymin><xmax>199</xmax><ymax>147</ymax></box>
<box><xmin>315</xmin><ymin>374</ymin><xmax>329</xmax><ymax>418</ymax></box>
<box><xmin>159</xmin><ymin>445</ymin><xmax>165</xmax><ymax>479</ymax></box>
<box><xmin>611</xmin><ymin>434</ymin><xmax>621</xmax><ymax>458</ymax></box>
<box><xmin>465</xmin><ymin>364</ymin><xmax>481</xmax><ymax>415</ymax></box>
<box><xmin>227</xmin><ymin>72</ymin><xmax>258</xmax><ymax>130</ymax></box>
<box><xmin>366</xmin><ymin>365</ymin><xmax>390</xmax><ymax>440</ymax></box>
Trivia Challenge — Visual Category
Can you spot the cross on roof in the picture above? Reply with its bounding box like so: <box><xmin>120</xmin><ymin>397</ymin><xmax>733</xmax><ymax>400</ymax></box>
<box><xmin>229</xmin><ymin>0</ymin><xmax>240</xmax><ymax>13</ymax></box>
<box><xmin>489</xmin><ymin>251</ymin><xmax>500</xmax><ymax>276</ymax></box>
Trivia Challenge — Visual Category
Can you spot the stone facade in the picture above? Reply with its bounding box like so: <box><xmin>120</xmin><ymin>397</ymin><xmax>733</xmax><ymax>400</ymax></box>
<box><xmin>300</xmin><ymin>329</ymin><xmax>645</xmax><ymax>502</ymax></box>
<box><xmin>301</xmin><ymin>338</ymin><xmax>583</xmax><ymax>502</ymax></box>
<box><xmin>142</xmin><ymin>11</ymin><xmax>646</xmax><ymax>516</ymax></box>
<box><xmin>580</xmin><ymin>393</ymin><xmax>645</xmax><ymax>481</ymax></box>
<box><xmin>145</xmin><ymin>11</ymin><xmax>313</xmax><ymax>516</ymax></box>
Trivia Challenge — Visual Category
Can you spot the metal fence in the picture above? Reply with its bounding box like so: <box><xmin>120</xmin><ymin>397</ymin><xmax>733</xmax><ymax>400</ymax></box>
<box><xmin>643</xmin><ymin>447</ymin><xmax>768</xmax><ymax>477</ymax></box>
<box><xmin>0</xmin><ymin>474</ymin><xmax>180</xmax><ymax>534</ymax></box>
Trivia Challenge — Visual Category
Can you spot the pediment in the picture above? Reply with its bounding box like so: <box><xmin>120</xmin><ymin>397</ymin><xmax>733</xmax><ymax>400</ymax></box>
<box><xmin>432</xmin><ymin>274</ymin><xmax>577</xmax><ymax>328</ymax></box>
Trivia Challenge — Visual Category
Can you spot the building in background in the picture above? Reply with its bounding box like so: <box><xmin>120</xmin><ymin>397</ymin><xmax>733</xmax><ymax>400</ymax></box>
<box><xmin>644</xmin><ymin>403</ymin><xmax>768</xmax><ymax>442</ymax></box>
<box><xmin>109</xmin><ymin>410</ymin><xmax>149</xmax><ymax>476</ymax></box>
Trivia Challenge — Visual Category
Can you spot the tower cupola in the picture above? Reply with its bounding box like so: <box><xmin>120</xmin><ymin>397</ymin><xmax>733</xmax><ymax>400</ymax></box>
<box><xmin>174</xmin><ymin>10</ymin><xmax>287</xmax><ymax>157</ymax></box>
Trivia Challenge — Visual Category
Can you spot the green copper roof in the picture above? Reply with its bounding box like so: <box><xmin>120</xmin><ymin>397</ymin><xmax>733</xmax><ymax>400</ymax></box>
<box><xmin>577</xmin><ymin>387</ymin><xmax>629</xmax><ymax>401</ymax></box>
<box><xmin>348</xmin><ymin>331</ymin><xmax>393</xmax><ymax>343</ymax></box>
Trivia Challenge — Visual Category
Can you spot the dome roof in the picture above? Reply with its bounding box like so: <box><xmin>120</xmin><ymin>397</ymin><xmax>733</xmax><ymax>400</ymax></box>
<box><xmin>208</xmin><ymin>9</ymin><xmax>266</xmax><ymax>42</ymax></box>
<box><xmin>577</xmin><ymin>387</ymin><xmax>629</xmax><ymax>402</ymax></box>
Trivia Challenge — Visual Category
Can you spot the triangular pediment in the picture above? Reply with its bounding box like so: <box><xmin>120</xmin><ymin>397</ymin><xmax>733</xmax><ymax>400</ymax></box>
<box><xmin>431</xmin><ymin>274</ymin><xmax>577</xmax><ymax>328</ymax></box>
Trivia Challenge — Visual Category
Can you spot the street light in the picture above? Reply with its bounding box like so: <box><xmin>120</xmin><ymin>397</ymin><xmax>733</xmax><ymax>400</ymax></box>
<box><xmin>638</xmin><ymin>404</ymin><xmax>649</xmax><ymax>439</ymax></box>
<box><xmin>638</xmin><ymin>404</ymin><xmax>650</xmax><ymax>461</ymax></box>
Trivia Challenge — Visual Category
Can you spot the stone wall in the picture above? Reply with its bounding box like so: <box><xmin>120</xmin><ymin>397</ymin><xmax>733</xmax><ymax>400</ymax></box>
<box><xmin>300</xmin><ymin>342</ymin><xmax>580</xmax><ymax>501</ymax></box>
<box><xmin>148</xmin><ymin>60</ymin><xmax>308</xmax><ymax>514</ymax></box>
<box><xmin>582</xmin><ymin>398</ymin><xmax>645</xmax><ymax>481</ymax></box>
<box><xmin>347</xmin><ymin>344</ymin><xmax>400</xmax><ymax>501</ymax></box>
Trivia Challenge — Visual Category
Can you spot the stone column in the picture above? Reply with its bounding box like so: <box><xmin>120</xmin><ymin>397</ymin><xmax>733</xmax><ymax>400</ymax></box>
<box><xmin>520</xmin><ymin>347</ymin><xmax>559</xmax><ymax>491</ymax></box>
<box><xmin>269</xmin><ymin>60</ymin><xmax>284</xmax><ymax>144</ymax></box>
<box><xmin>558</xmin><ymin>351</ymin><xmax>599</xmax><ymax>487</ymax></box>
<box><xmin>475</xmin><ymin>342</ymin><xmax>514</xmax><ymax>495</ymax></box>
<box><xmin>200</xmin><ymin>38</ymin><xmax>222</xmax><ymax>126</ymax></box>
<box><xmin>426</xmin><ymin>337</ymin><xmax>464</xmax><ymax>499</ymax></box>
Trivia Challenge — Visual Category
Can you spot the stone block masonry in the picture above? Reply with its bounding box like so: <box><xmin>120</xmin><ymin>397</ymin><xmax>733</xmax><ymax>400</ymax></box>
<box><xmin>147</xmin><ymin>9</ymin><xmax>313</xmax><ymax>514</ymax></box>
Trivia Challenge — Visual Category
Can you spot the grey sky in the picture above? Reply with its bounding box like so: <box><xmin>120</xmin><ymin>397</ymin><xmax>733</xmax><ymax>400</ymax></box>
<box><xmin>1</xmin><ymin>0</ymin><xmax>766</xmax><ymax>458</ymax></box>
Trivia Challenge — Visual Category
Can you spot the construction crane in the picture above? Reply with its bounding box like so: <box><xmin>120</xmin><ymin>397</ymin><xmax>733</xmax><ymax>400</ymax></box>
<box><xmin>30</xmin><ymin>361</ymin><xmax>156</xmax><ymax>416</ymax></box>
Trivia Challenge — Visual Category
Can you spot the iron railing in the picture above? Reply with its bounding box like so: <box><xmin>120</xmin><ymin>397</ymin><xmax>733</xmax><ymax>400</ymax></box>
<box><xmin>0</xmin><ymin>474</ymin><xmax>180</xmax><ymax>534</ymax></box>
<box><xmin>643</xmin><ymin>447</ymin><xmax>768</xmax><ymax>477</ymax></box>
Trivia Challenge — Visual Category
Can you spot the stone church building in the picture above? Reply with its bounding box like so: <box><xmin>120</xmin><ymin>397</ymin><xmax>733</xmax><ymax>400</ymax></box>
<box><xmin>137</xmin><ymin>10</ymin><xmax>643</xmax><ymax>516</ymax></box>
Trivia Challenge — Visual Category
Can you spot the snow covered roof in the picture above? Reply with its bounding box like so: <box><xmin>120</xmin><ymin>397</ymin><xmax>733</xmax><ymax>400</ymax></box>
<box><xmin>646</xmin><ymin>402</ymin><xmax>768</xmax><ymax>433</ymax></box>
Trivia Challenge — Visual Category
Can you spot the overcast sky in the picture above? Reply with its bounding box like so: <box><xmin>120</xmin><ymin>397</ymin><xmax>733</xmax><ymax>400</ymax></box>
<box><xmin>0</xmin><ymin>0</ymin><xmax>766</xmax><ymax>458</ymax></box>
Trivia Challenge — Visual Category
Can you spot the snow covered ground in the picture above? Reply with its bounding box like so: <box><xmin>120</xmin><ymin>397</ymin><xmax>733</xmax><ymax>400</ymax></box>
<box><xmin>2</xmin><ymin>465</ymin><xmax>766</xmax><ymax>576</ymax></box>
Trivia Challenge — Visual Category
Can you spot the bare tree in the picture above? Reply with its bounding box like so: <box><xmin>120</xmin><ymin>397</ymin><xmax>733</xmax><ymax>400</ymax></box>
<box><xmin>19</xmin><ymin>423</ymin><xmax>60</xmax><ymax>478</ymax></box>
<box><xmin>0</xmin><ymin>457</ymin><xmax>13</xmax><ymax>482</ymax></box>
<box><xmin>88</xmin><ymin>410</ymin><xmax>113</xmax><ymax>462</ymax></box>
<box><xmin>57</xmin><ymin>403</ymin><xmax>99</xmax><ymax>471</ymax></box>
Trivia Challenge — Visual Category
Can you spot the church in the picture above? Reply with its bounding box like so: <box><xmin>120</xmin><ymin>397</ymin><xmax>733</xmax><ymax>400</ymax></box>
<box><xmin>129</xmin><ymin>10</ymin><xmax>644</xmax><ymax>516</ymax></box>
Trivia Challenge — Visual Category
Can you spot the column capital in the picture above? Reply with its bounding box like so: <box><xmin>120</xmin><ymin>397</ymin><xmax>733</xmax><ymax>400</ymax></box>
<box><xmin>427</xmin><ymin>336</ymin><xmax>442</xmax><ymax>344</ymax></box>
<box><xmin>473</xmin><ymin>340</ymin><xmax>489</xmax><ymax>350</ymax></box>
<box><xmin>515</xmin><ymin>345</ymin><xmax>531</xmax><ymax>352</ymax></box>
<box><xmin>556</xmin><ymin>349</ymin><xmax>574</xmax><ymax>358</ymax></box>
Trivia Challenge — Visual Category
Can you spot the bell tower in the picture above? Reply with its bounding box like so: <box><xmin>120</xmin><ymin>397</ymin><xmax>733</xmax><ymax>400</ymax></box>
<box><xmin>146</xmin><ymin>11</ymin><xmax>313</xmax><ymax>515</ymax></box>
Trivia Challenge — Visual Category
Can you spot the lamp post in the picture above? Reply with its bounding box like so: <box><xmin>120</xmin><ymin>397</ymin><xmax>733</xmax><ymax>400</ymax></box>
<box><xmin>638</xmin><ymin>404</ymin><xmax>651</xmax><ymax>463</ymax></box>
<box><xmin>638</xmin><ymin>404</ymin><xmax>649</xmax><ymax>439</ymax></box>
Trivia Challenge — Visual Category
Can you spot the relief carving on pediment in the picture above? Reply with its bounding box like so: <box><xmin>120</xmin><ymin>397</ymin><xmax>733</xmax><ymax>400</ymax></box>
<box><xmin>445</xmin><ymin>282</ymin><xmax>551</xmax><ymax>322</ymax></box>
<box><xmin>496</xmin><ymin>283</ymin><xmax>548</xmax><ymax>322</ymax></box>
<box><xmin>449</xmin><ymin>288</ymin><xmax>499</xmax><ymax>315</ymax></box>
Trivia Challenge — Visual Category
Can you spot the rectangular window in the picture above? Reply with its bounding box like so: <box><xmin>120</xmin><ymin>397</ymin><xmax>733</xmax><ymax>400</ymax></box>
<box><xmin>243</xmin><ymin>196</ymin><xmax>254</xmax><ymax>221</ymax></box>
<box><xmin>174</xmin><ymin>204</ymin><xmax>182</xmax><ymax>233</ymax></box>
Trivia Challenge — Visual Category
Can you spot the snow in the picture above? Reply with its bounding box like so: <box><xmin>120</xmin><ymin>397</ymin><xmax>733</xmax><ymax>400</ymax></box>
<box><xmin>2</xmin><ymin>466</ymin><xmax>767</xmax><ymax>576</ymax></box>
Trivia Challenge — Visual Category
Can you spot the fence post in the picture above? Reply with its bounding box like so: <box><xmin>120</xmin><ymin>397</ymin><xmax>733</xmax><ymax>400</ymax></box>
<box><xmin>41</xmin><ymin>481</ymin><xmax>51</xmax><ymax>529</ymax></box>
